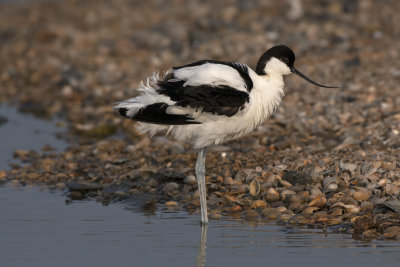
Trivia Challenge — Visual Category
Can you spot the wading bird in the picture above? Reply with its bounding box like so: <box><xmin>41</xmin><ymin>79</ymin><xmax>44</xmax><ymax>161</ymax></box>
<box><xmin>114</xmin><ymin>45</ymin><xmax>337</xmax><ymax>224</ymax></box>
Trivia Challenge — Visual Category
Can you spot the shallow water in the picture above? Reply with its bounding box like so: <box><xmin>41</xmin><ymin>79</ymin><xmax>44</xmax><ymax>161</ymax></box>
<box><xmin>0</xmin><ymin>104</ymin><xmax>67</xmax><ymax>170</ymax></box>
<box><xmin>1</xmin><ymin>105</ymin><xmax>400</xmax><ymax>267</ymax></box>
<box><xmin>1</xmin><ymin>185</ymin><xmax>400</xmax><ymax>267</ymax></box>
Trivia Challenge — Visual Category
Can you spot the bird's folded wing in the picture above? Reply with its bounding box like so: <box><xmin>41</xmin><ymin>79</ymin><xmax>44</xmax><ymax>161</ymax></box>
<box><xmin>172</xmin><ymin>61</ymin><xmax>252</xmax><ymax>91</ymax></box>
<box><xmin>157</xmin><ymin>80</ymin><xmax>250</xmax><ymax>117</ymax></box>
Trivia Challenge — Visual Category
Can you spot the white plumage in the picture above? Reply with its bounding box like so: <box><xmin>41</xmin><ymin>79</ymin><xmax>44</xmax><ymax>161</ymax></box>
<box><xmin>114</xmin><ymin>45</ymin><xmax>337</xmax><ymax>224</ymax></box>
<box><xmin>115</xmin><ymin>62</ymin><xmax>284</xmax><ymax>148</ymax></box>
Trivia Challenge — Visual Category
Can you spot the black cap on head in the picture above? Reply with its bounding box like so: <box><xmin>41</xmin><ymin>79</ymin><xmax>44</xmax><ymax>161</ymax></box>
<box><xmin>256</xmin><ymin>45</ymin><xmax>295</xmax><ymax>75</ymax></box>
<box><xmin>257</xmin><ymin>45</ymin><xmax>340</xmax><ymax>88</ymax></box>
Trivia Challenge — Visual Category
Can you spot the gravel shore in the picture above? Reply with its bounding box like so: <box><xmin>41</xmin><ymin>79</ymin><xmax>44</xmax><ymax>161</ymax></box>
<box><xmin>1</xmin><ymin>0</ymin><xmax>400</xmax><ymax>240</ymax></box>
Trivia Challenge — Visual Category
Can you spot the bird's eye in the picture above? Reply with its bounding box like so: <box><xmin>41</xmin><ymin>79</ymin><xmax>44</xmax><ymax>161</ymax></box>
<box><xmin>282</xmin><ymin>57</ymin><xmax>289</xmax><ymax>63</ymax></box>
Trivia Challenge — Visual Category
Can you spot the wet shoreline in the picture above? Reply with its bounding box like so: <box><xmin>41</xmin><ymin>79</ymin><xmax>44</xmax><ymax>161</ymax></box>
<box><xmin>1</xmin><ymin>0</ymin><xmax>400</xmax><ymax>241</ymax></box>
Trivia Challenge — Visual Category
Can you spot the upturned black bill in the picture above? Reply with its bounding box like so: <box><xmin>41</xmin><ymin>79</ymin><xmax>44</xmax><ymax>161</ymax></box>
<box><xmin>291</xmin><ymin>67</ymin><xmax>339</xmax><ymax>88</ymax></box>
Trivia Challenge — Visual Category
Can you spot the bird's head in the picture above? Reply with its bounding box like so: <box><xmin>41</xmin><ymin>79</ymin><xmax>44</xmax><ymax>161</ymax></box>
<box><xmin>256</xmin><ymin>45</ymin><xmax>338</xmax><ymax>88</ymax></box>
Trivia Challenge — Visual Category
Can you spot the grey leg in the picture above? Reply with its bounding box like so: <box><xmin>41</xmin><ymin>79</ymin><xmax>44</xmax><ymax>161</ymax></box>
<box><xmin>195</xmin><ymin>147</ymin><xmax>208</xmax><ymax>224</ymax></box>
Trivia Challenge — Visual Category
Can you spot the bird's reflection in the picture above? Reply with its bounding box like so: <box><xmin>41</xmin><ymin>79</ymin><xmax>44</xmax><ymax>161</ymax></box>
<box><xmin>197</xmin><ymin>224</ymin><xmax>208</xmax><ymax>267</ymax></box>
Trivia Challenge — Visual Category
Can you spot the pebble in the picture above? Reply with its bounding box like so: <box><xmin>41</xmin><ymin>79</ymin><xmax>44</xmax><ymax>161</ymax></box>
<box><xmin>308</xmin><ymin>194</ymin><xmax>327</xmax><ymax>208</ymax></box>
<box><xmin>351</xmin><ymin>215</ymin><xmax>374</xmax><ymax>231</ymax></box>
<box><xmin>224</xmin><ymin>176</ymin><xmax>234</xmax><ymax>185</ymax></box>
<box><xmin>362</xmin><ymin>229</ymin><xmax>380</xmax><ymax>240</ymax></box>
<box><xmin>244</xmin><ymin>209</ymin><xmax>259</xmax><ymax>221</ymax></box>
<box><xmin>66</xmin><ymin>182</ymin><xmax>102</xmax><ymax>192</ymax></box>
<box><xmin>280</xmin><ymin>189</ymin><xmax>296</xmax><ymax>200</ymax></box>
<box><xmin>210</xmin><ymin>213</ymin><xmax>222</xmax><ymax>220</ymax></box>
<box><xmin>165</xmin><ymin>201</ymin><xmax>179</xmax><ymax>207</ymax></box>
<box><xmin>360</xmin><ymin>201</ymin><xmax>374</xmax><ymax>212</ymax></box>
<box><xmin>184</xmin><ymin>175</ymin><xmax>197</xmax><ymax>185</ymax></box>
<box><xmin>70</xmin><ymin>191</ymin><xmax>84</xmax><ymax>199</ymax></box>
<box><xmin>250</xmin><ymin>199</ymin><xmax>267</xmax><ymax>209</ymax></box>
<box><xmin>229</xmin><ymin>205</ymin><xmax>242</xmax><ymax>212</ymax></box>
<box><xmin>162</xmin><ymin>182</ymin><xmax>179</xmax><ymax>194</ymax></box>
<box><xmin>249</xmin><ymin>178</ymin><xmax>260</xmax><ymax>197</ymax></box>
<box><xmin>265</xmin><ymin>188</ymin><xmax>280</xmax><ymax>202</ymax></box>
<box><xmin>302</xmin><ymin>206</ymin><xmax>319</xmax><ymax>215</ymax></box>
<box><xmin>261</xmin><ymin>208</ymin><xmax>279</xmax><ymax>219</ymax></box>
<box><xmin>340</xmin><ymin>162</ymin><xmax>358</xmax><ymax>173</ymax></box>
<box><xmin>383</xmin><ymin>226</ymin><xmax>400</xmax><ymax>239</ymax></box>
<box><xmin>353</xmin><ymin>188</ymin><xmax>372</xmax><ymax>201</ymax></box>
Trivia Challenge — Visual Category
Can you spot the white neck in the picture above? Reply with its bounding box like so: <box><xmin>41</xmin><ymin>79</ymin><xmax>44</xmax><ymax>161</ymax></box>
<box><xmin>264</xmin><ymin>57</ymin><xmax>291</xmax><ymax>76</ymax></box>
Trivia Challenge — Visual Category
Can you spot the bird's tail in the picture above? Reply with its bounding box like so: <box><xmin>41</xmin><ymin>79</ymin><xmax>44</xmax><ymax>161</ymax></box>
<box><xmin>113</xmin><ymin>99</ymin><xmax>144</xmax><ymax>118</ymax></box>
<box><xmin>113</xmin><ymin>72</ymin><xmax>161</xmax><ymax>118</ymax></box>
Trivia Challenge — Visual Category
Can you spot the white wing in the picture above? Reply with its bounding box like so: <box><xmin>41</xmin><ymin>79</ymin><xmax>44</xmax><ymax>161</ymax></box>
<box><xmin>172</xmin><ymin>63</ymin><xmax>249</xmax><ymax>92</ymax></box>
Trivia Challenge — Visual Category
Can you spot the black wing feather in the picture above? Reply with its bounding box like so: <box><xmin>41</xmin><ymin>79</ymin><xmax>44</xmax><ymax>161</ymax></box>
<box><xmin>118</xmin><ymin>103</ymin><xmax>200</xmax><ymax>125</ymax></box>
<box><xmin>157</xmin><ymin>80</ymin><xmax>249</xmax><ymax>117</ymax></box>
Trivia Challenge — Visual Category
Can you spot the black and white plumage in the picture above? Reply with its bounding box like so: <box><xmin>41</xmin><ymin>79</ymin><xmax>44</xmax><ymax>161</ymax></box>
<box><xmin>114</xmin><ymin>45</ymin><xmax>337</xmax><ymax>224</ymax></box>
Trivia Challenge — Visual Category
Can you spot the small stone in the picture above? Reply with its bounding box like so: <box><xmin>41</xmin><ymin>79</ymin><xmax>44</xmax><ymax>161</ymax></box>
<box><xmin>308</xmin><ymin>193</ymin><xmax>327</xmax><ymax>208</ymax></box>
<box><xmin>351</xmin><ymin>215</ymin><xmax>374</xmax><ymax>231</ymax></box>
<box><xmin>184</xmin><ymin>175</ymin><xmax>197</xmax><ymax>185</ymax></box>
<box><xmin>279</xmin><ymin>179</ymin><xmax>293</xmax><ymax>188</ymax></box>
<box><xmin>229</xmin><ymin>205</ymin><xmax>241</xmax><ymax>212</ymax></box>
<box><xmin>329</xmin><ymin>207</ymin><xmax>344</xmax><ymax>216</ymax></box>
<box><xmin>312</xmin><ymin>211</ymin><xmax>329</xmax><ymax>224</ymax></box>
<box><xmin>193</xmin><ymin>190</ymin><xmax>200</xmax><ymax>200</ymax></box>
<box><xmin>275</xmin><ymin>206</ymin><xmax>287</xmax><ymax>213</ymax></box>
<box><xmin>280</xmin><ymin>189</ymin><xmax>296</xmax><ymax>200</ymax></box>
<box><xmin>362</xmin><ymin>229</ymin><xmax>379</xmax><ymax>240</ymax></box>
<box><xmin>26</xmin><ymin>172</ymin><xmax>40</xmax><ymax>180</ymax></box>
<box><xmin>360</xmin><ymin>201</ymin><xmax>374</xmax><ymax>212</ymax></box>
<box><xmin>325</xmin><ymin>218</ymin><xmax>343</xmax><ymax>226</ymax></box>
<box><xmin>231</xmin><ymin>184</ymin><xmax>247</xmax><ymax>194</ymax></box>
<box><xmin>265</xmin><ymin>188</ymin><xmax>280</xmax><ymax>202</ymax></box>
<box><xmin>56</xmin><ymin>182</ymin><xmax>66</xmax><ymax>189</ymax></box>
<box><xmin>385</xmin><ymin>184</ymin><xmax>400</xmax><ymax>195</ymax></box>
<box><xmin>165</xmin><ymin>201</ymin><xmax>179</xmax><ymax>207</ymax></box>
<box><xmin>244</xmin><ymin>209</ymin><xmax>259</xmax><ymax>221</ymax></box>
<box><xmin>66</xmin><ymin>182</ymin><xmax>102</xmax><ymax>192</ymax></box>
<box><xmin>261</xmin><ymin>208</ymin><xmax>280</xmax><ymax>219</ymax></box>
<box><xmin>70</xmin><ymin>191</ymin><xmax>84</xmax><ymax>199</ymax></box>
<box><xmin>224</xmin><ymin>195</ymin><xmax>238</xmax><ymax>203</ymax></box>
<box><xmin>234</xmin><ymin>169</ymin><xmax>254</xmax><ymax>182</ymax></box>
<box><xmin>250</xmin><ymin>199</ymin><xmax>267</xmax><ymax>209</ymax></box>
<box><xmin>128</xmin><ymin>188</ymin><xmax>140</xmax><ymax>194</ymax></box>
<box><xmin>249</xmin><ymin>178</ymin><xmax>260</xmax><ymax>197</ymax></box>
<box><xmin>13</xmin><ymin>150</ymin><xmax>29</xmax><ymax>159</ymax></box>
<box><xmin>278</xmin><ymin>213</ymin><xmax>293</xmax><ymax>223</ymax></box>
<box><xmin>340</xmin><ymin>162</ymin><xmax>358</xmax><ymax>173</ymax></box>
<box><xmin>302</xmin><ymin>206</ymin><xmax>319</xmax><ymax>215</ymax></box>
<box><xmin>114</xmin><ymin>191</ymin><xmax>128</xmax><ymax>198</ymax></box>
<box><xmin>344</xmin><ymin>204</ymin><xmax>360</xmax><ymax>214</ymax></box>
<box><xmin>210</xmin><ymin>213</ymin><xmax>222</xmax><ymax>220</ymax></box>
<box><xmin>224</xmin><ymin>176</ymin><xmax>234</xmax><ymax>185</ymax></box>
<box><xmin>353</xmin><ymin>188</ymin><xmax>372</xmax><ymax>201</ymax></box>
<box><xmin>383</xmin><ymin>226</ymin><xmax>400</xmax><ymax>239</ymax></box>
<box><xmin>382</xmin><ymin>162</ymin><xmax>395</xmax><ymax>171</ymax></box>
<box><xmin>39</xmin><ymin>158</ymin><xmax>57</xmax><ymax>172</ymax></box>
<box><xmin>325</xmin><ymin>183</ymin><xmax>338</xmax><ymax>192</ymax></box>
<box><xmin>162</xmin><ymin>182</ymin><xmax>179</xmax><ymax>194</ymax></box>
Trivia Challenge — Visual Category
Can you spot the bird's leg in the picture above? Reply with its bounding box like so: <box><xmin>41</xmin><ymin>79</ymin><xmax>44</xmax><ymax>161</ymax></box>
<box><xmin>195</xmin><ymin>147</ymin><xmax>208</xmax><ymax>224</ymax></box>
